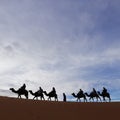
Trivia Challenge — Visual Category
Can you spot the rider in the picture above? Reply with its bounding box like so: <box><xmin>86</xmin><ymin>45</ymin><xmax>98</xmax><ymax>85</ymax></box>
<box><xmin>78</xmin><ymin>89</ymin><xmax>84</xmax><ymax>95</ymax></box>
<box><xmin>38</xmin><ymin>87</ymin><xmax>43</xmax><ymax>94</ymax></box>
<box><xmin>102</xmin><ymin>87</ymin><xmax>107</xmax><ymax>93</ymax></box>
<box><xmin>51</xmin><ymin>87</ymin><xmax>56</xmax><ymax>94</ymax></box>
<box><xmin>19</xmin><ymin>83</ymin><xmax>26</xmax><ymax>91</ymax></box>
<box><xmin>93</xmin><ymin>88</ymin><xmax>97</xmax><ymax>94</ymax></box>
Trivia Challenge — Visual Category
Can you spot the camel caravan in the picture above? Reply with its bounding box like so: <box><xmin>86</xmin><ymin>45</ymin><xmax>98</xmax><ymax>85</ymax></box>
<box><xmin>10</xmin><ymin>84</ymin><xmax>111</xmax><ymax>102</ymax></box>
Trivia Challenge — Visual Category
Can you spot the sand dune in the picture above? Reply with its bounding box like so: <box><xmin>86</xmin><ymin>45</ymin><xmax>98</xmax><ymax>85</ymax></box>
<box><xmin>0</xmin><ymin>96</ymin><xmax>119</xmax><ymax>120</ymax></box>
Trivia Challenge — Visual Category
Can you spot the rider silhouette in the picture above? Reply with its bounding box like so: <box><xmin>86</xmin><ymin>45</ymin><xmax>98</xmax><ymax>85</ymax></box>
<box><xmin>51</xmin><ymin>87</ymin><xmax>56</xmax><ymax>94</ymax></box>
<box><xmin>38</xmin><ymin>87</ymin><xmax>43</xmax><ymax>94</ymax></box>
<box><xmin>93</xmin><ymin>88</ymin><xmax>97</xmax><ymax>94</ymax></box>
<box><xmin>19</xmin><ymin>83</ymin><xmax>26</xmax><ymax>91</ymax></box>
<box><xmin>78</xmin><ymin>89</ymin><xmax>83</xmax><ymax>95</ymax></box>
<box><xmin>103</xmin><ymin>87</ymin><xmax>107</xmax><ymax>93</ymax></box>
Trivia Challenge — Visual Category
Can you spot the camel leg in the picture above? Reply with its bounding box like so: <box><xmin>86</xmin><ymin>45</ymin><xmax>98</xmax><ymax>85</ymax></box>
<box><xmin>26</xmin><ymin>95</ymin><xmax>28</xmax><ymax>99</ymax></box>
<box><xmin>89</xmin><ymin>97</ymin><xmax>92</xmax><ymax>102</ymax></box>
<box><xmin>109</xmin><ymin>97</ymin><xmax>111</xmax><ymax>102</ymax></box>
<box><xmin>40</xmin><ymin>96</ymin><xmax>42</xmax><ymax>100</ymax></box>
<box><xmin>48</xmin><ymin>97</ymin><xmax>51</xmax><ymax>101</ymax></box>
<box><xmin>56</xmin><ymin>97</ymin><xmax>58</xmax><ymax>101</ymax></box>
<box><xmin>43</xmin><ymin>96</ymin><xmax>45</xmax><ymax>100</ymax></box>
<box><xmin>33</xmin><ymin>96</ymin><xmax>35</xmax><ymax>100</ymax></box>
<box><xmin>84</xmin><ymin>97</ymin><xmax>87</xmax><ymax>102</ymax></box>
<box><xmin>18</xmin><ymin>95</ymin><xmax>21</xmax><ymax>98</ymax></box>
<box><xmin>103</xmin><ymin>97</ymin><xmax>106</xmax><ymax>102</ymax></box>
<box><xmin>108</xmin><ymin>95</ymin><xmax>111</xmax><ymax>102</ymax></box>
<box><xmin>96</xmin><ymin>97</ymin><xmax>98</xmax><ymax>102</ymax></box>
<box><xmin>41</xmin><ymin>96</ymin><xmax>44</xmax><ymax>100</ymax></box>
<box><xmin>99</xmin><ymin>97</ymin><xmax>102</xmax><ymax>102</ymax></box>
<box><xmin>92</xmin><ymin>98</ymin><xmax>94</xmax><ymax>102</ymax></box>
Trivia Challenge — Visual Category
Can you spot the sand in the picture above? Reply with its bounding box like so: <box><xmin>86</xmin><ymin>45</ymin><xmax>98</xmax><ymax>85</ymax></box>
<box><xmin>0</xmin><ymin>96</ymin><xmax>119</xmax><ymax>120</ymax></box>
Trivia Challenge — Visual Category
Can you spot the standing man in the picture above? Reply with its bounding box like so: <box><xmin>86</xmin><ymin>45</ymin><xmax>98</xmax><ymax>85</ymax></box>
<box><xmin>63</xmin><ymin>93</ymin><xmax>66</xmax><ymax>102</ymax></box>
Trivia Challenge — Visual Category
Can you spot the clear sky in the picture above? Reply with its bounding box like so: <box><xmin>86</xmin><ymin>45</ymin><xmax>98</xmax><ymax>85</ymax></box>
<box><xmin>0</xmin><ymin>0</ymin><xmax>120</xmax><ymax>101</ymax></box>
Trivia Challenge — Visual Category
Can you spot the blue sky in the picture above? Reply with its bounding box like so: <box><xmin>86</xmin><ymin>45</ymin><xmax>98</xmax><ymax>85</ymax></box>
<box><xmin>0</xmin><ymin>0</ymin><xmax>120</xmax><ymax>101</ymax></box>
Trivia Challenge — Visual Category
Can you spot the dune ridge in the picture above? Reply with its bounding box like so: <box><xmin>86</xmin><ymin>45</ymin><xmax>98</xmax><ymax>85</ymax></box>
<box><xmin>0</xmin><ymin>96</ymin><xmax>119</xmax><ymax>120</ymax></box>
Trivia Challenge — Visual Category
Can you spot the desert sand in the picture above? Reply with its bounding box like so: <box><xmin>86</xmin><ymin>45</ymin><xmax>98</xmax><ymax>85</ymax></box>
<box><xmin>0</xmin><ymin>96</ymin><xmax>119</xmax><ymax>120</ymax></box>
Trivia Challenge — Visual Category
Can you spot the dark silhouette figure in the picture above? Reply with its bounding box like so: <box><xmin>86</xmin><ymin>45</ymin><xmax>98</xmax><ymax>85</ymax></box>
<box><xmin>10</xmin><ymin>88</ymin><xmax>28</xmax><ymax>99</ymax></box>
<box><xmin>38</xmin><ymin>87</ymin><xmax>44</xmax><ymax>93</ymax></box>
<box><xmin>98</xmin><ymin>87</ymin><xmax>111</xmax><ymax>102</ymax></box>
<box><xmin>19</xmin><ymin>83</ymin><xmax>26</xmax><ymax>91</ymax></box>
<box><xmin>103</xmin><ymin>87</ymin><xmax>107</xmax><ymax>93</ymax></box>
<box><xmin>51</xmin><ymin>87</ymin><xmax>56</xmax><ymax>95</ymax></box>
<box><xmin>29</xmin><ymin>90</ymin><xmax>45</xmax><ymax>100</ymax></box>
<box><xmin>43</xmin><ymin>88</ymin><xmax>58</xmax><ymax>101</ymax></box>
<box><xmin>78</xmin><ymin>89</ymin><xmax>84</xmax><ymax>95</ymax></box>
<box><xmin>63</xmin><ymin>93</ymin><xmax>66</xmax><ymax>102</ymax></box>
<box><xmin>29</xmin><ymin>87</ymin><xmax>44</xmax><ymax>100</ymax></box>
<box><xmin>93</xmin><ymin>88</ymin><xmax>97</xmax><ymax>94</ymax></box>
<box><xmin>85</xmin><ymin>89</ymin><xmax>101</xmax><ymax>102</ymax></box>
<box><xmin>72</xmin><ymin>90</ymin><xmax>87</xmax><ymax>102</ymax></box>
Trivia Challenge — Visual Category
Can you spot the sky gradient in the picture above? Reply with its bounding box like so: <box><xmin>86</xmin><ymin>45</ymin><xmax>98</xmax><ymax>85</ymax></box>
<box><xmin>0</xmin><ymin>0</ymin><xmax>120</xmax><ymax>101</ymax></box>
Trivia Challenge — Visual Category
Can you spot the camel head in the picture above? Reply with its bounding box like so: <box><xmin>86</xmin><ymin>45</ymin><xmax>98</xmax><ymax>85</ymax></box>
<box><xmin>29</xmin><ymin>90</ymin><xmax>35</xmax><ymax>96</ymax></box>
<box><xmin>71</xmin><ymin>93</ymin><xmax>75</xmax><ymax>95</ymax></box>
<box><xmin>29</xmin><ymin>90</ymin><xmax>34</xmax><ymax>94</ymax></box>
<box><xmin>9</xmin><ymin>88</ymin><xmax>17</xmax><ymax>93</ymax></box>
<box><xmin>10</xmin><ymin>88</ymin><xmax>14</xmax><ymax>91</ymax></box>
<box><xmin>84</xmin><ymin>93</ymin><xmax>90</xmax><ymax>97</ymax></box>
<box><xmin>29</xmin><ymin>90</ymin><xmax>32</xmax><ymax>93</ymax></box>
<box><xmin>71</xmin><ymin>93</ymin><xmax>76</xmax><ymax>97</ymax></box>
<box><xmin>84</xmin><ymin>92</ymin><xmax>88</xmax><ymax>95</ymax></box>
<box><xmin>97</xmin><ymin>91</ymin><xmax>100</xmax><ymax>94</ymax></box>
<box><xmin>43</xmin><ymin>91</ymin><xmax>49</xmax><ymax>96</ymax></box>
<box><xmin>43</xmin><ymin>91</ymin><xmax>47</xmax><ymax>94</ymax></box>
<box><xmin>97</xmin><ymin>91</ymin><xmax>102</xmax><ymax>96</ymax></box>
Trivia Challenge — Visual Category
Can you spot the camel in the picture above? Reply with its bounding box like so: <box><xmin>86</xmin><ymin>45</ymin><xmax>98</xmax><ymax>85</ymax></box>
<box><xmin>43</xmin><ymin>91</ymin><xmax>58</xmax><ymax>101</ymax></box>
<box><xmin>85</xmin><ymin>92</ymin><xmax>101</xmax><ymax>102</ymax></box>
<box><xmin>10</xmin><ymin>88</ymin><xmax>28</xmax><ymax>99</ymax></box>
<box><xmin>29</xmin><ymin>90</ymin><xmax>45</xmax><ymax>100</ymax></box>
<box><xmin>98</xmin><ymin>91</ymin><xmax>111</xmax><ymax>102</ymax></box>
<box><xmin>72</xmin><ymin>93</ymin><xmax>87</xmax><ymax>102</ymax></box>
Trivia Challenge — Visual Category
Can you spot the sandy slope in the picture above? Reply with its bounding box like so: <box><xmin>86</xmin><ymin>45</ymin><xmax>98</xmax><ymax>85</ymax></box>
<box><xmin>0</xmin><ymin>96</ymin><xmax>119</xmax><ymax>120</ymax></box>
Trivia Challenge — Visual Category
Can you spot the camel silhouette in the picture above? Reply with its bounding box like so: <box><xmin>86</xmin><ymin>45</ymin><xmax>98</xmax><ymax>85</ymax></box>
<box><xmin>10</xmin><ymin>88</ymin><xmax>28</xmax><ymax>99</ymax></box>
<box><xmin>72</xmin><ymin>93</ymin><xmax>87</xmax><ymax>102</ymax></box>
<box><xmin>43</xmin><ymin>91</ymin><xmax>58</xmax><ymax>101</ymax></box>
<box><xmin>29</xmin><ymin>90</ymin><xmax>45</xmax><ymax>100</ymax></box>
<box><xmin>85</xmin><ymin>92</ymin><xmax>101</xmax><ymax>102</ymax></box>
<box><xmin>98</xmin><ymin>91</ymin><xmax>111</xmax><ymax>102</ymax></box>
